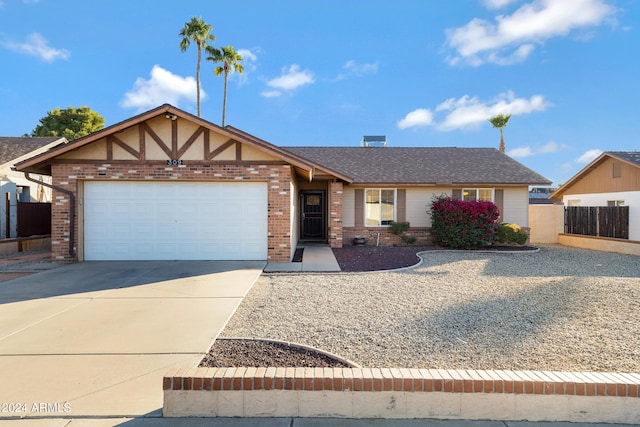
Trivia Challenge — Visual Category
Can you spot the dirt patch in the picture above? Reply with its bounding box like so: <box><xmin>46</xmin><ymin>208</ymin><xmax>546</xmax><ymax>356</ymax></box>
<box><xmin>332</xmin><ymin>245</ymin><xmax>538</xmax><ymax>272</ymax></box>
<box><xmin>199</xmin><ymin>339</ymin><xmax>352</xmax><ymax>368</ymax></box>
<box><xmin>332</xmin><ymin>245</ymin><xmax>433</xmax><ymax>272</ymax></box>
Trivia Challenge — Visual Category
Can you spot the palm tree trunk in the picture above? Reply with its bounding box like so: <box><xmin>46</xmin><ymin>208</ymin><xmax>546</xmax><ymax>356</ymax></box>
<box><xmin>196</xmin><ymin>44</ymin><xmax>201</xmax><ymax>117</ymax></box>
<box><xmin>222</xmin><ymin>72</ymin><xmax>228</xmax><ymax>126</ymax></box>
<box><xmin>499</xmin><ymin>129</ymin><xmax>505</xmax><ymax>153</ymax></box>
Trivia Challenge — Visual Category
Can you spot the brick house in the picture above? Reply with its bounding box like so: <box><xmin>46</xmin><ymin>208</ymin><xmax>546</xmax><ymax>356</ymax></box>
<box><xmin>15</xmin><ymin>104</ymin><xmax>550</xmax><ymax>262</ymax></box>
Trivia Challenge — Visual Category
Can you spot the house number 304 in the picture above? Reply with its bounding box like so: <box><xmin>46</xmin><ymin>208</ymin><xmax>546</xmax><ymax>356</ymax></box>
<box><xmin>167</xmin><ymin>159</ymin><xmax>183</xmax><ymax>165</ymax></box>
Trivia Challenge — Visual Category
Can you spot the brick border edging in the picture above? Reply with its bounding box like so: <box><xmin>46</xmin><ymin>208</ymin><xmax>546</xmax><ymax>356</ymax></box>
<box><xmin>164</xmin><ymin>367</ymin><xmax>640</xmax><ymax>397</ymax></box>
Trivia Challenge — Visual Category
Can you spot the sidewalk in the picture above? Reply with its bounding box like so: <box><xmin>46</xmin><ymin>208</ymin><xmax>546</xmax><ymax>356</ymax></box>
<box><xmin>264</xmin><ymin>244</ymin><xmax>341</xmax><ymax>272</ymax></box>
<box><xmin>4</xmin><ymin>417</ymin><xmax>634</xmax><ymax>426</ymax></box>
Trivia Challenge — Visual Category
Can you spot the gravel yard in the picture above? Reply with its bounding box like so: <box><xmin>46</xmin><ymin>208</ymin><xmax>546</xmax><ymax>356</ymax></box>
<box><xmin>220</xmin><ymin>246</ymin><xmax>640</xmax><ymax>372</ymax></box>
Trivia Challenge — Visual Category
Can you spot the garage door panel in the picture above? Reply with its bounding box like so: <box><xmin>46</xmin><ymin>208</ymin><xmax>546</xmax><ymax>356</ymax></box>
<box><xmin>84</xmin><ymin>181</ymin><xmax>267</xmax><ymax>261</ymax></box>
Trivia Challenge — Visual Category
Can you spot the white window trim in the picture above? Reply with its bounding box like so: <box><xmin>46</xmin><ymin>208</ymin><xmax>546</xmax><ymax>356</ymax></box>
<box><xmin>462</xmin><ymin>188</ymin><xmax>495</xmax><ymax>202</ymax></box>
<box><xmin>364</xmin><ymin>188</ymin><xmax>396</xmax><ymax>227</ymax></box>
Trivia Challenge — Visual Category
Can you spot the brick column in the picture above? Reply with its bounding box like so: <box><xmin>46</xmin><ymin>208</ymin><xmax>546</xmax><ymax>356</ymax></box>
<box><xmin>267</xmin><ymin>166</ymin><xmax>292</xmax><ymax>262</ymax></box>
<box><xmin>51</xmin><ymin>164</ymin><xmax>78</xmax><ymax>262</ymax></box>
<box><xmin>328</xmin><ymin>181</ymin><xmax>343</xmax><ymax>248</ymax></box>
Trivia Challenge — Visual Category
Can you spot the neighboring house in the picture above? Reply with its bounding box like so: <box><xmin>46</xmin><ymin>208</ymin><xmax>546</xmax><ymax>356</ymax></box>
<box><xmin>529</xmin><ymin>186</ymin><xmax>558</xmax><ymax>205</ymax></box>
<box><xmin>0</xmin><ymin>136</ymin><xmax>67</xmax><ymax>238</ymax></box>
<box><xmin>550</xmin><ymin>151</ymin><xmax>640</xmax><ymax>241</ymax></box>
<box><xmin>14</xmin><ymin>104</ymin><xmax>550</xmax><ymax>262</ymax></box>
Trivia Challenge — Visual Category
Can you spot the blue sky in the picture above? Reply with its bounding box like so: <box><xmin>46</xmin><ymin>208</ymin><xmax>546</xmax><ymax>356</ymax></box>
<box><xmin>1</xmin><ymin>0</ymin><xmax>638</xmax><ymax>186</ymax></box>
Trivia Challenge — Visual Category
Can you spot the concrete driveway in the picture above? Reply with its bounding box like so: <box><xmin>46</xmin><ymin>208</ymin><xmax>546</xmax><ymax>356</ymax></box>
<box><xmin>0</xmin><ymin>260</ymin><xmax>265</xmax><ymax>419</ymax></box>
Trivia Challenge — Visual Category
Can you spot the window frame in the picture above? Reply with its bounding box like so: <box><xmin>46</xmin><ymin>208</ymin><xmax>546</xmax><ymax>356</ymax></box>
<box><xmin>462</xmin><ymin>188</ymin><xmax>495</xmax><ymax>202</ymax></box>
<box><xmin>364</xmin><ymin>188</ymin><xmax>396</xmax><ymax>227</ymax></box>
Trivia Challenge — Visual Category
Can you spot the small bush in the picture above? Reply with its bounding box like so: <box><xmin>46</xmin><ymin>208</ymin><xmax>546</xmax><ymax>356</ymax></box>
<box><xmin>429</xmin><ymin>195</ymin><xmax>500</xmax><ymax>249</ymax></box>
<box><xmin>388</xmin><ymin>221</ymin><xmax>417</xmax><ymax>245</ymax></box>
<box><xmin>496</xmin><ymin>223</ymin><xmax>528</xmax><ymax>245</ymax></box>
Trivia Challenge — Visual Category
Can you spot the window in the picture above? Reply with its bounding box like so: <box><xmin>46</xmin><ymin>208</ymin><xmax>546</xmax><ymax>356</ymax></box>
<box><xmin>462</xmin><ymin>188</ymin><xmax>494</xmax><ymax>202</ymax></box>
<box><xmin>607</xmin><ymin>200</ymin><xmax>625</xmax><ymax>207</ymax></box>
<box><xmin>613</xmin><ymin>162</ymin><xmax>622</xmax><ymax>178</ymax></box>
<box><xmin>365</xmin><ymin>189</ymin><xmax>395</xmax><ymax>226</ymax></box>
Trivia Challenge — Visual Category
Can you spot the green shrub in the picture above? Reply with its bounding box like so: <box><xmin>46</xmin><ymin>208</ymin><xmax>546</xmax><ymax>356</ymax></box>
<box><xmin>388</xmin><ymin>221</ymin><xmax>417</xmax><ymax>245</ymax></box>
<box><xmin>429</xmin><ymin>195</ymin><xmax>500</xmax><ymax>249</ymax></box>
<box><xmin>496</xmin><ymin>223</ymin><xmax>528</xmax><ymax>245</ymax></box>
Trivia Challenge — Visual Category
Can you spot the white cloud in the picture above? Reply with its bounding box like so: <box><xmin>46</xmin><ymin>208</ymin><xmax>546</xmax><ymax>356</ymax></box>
<box><xmin>260</xmin><ymin>90</ymin><xmax>282</xmax><ymax>98</ymax></box>
<box><xmin>235</xmin><ymin>48</ymin><xmax>258</xmax><ymax>84</ymax></box>
<box><xmin>237</xmin><ymin>48</ymin><xmax>257</xmax><ymax>65</ymax></box>
<box><xmin>508</xmin><ymin>140</ymin><xmax>566</xmax><ymax>158</ymax></box>
<box><xmin>261</xmin><ymin>64</ymin><xmax>314</xmax><ymax>97</ymax></box>
<box><xmin>538</xmin><ymin>140</ymin><xmax>564</xmax><ymax>153</ymax></box>
<box><xmin>397</xmin><ymin>109</ymin><xmax>434</xmax><ymax>130</ymax></box>
<box><xmin>576</xmin><ymin>149</ymin><xmax>603</xmax><ymax>164</ymax></box>
<box><xmin>0</xmin><ymin>33</ymin><xmax>70</xmax><ymax>62</ymax></box>
<box><xmin>237</xmin><ymin>48</ymin><xmax>258</xmax><ymax>74</ymax></box>
<box><xmin>120</xmin><ymin>65</ymin><xmax>203</xmax><ymax>110</ymax></box>
<box><xmin>436</xmin><ymin>91</ymin><xmax>549</xmax><ymax>131</ymax></box>
<box><xmin>399</xmin><ymin>91</ymin><xmax>549</xmax><ymax>131</ymax></box>
<box><xmin>509</xmin><ymin>147</ymin><xmax>535</xmax><ymax>157</ymax></box>
<box><xmin>483</xmin><ymin>0</ymin><xmax>518</xmax><ymax>9</ymax></box>
<box><xmin>445</xmin><ymin>0</ymin><xmax>616</xmax><ymax>66</ymax></box>
<box><xmin>333</xmin><ymin>60</ymin><xmax>379</xmax><ymax>81</ymax></box>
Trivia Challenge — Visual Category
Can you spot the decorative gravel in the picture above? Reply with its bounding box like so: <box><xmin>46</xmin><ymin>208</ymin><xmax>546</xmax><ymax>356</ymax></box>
<box><xmin>220</xmin><ymin>246</ymin><xmax>640</xmax><ymax>372</ymax></box>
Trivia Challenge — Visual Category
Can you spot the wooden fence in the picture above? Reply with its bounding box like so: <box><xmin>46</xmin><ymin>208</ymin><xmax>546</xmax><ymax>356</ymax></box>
<box><xmin>564</xmin><ymin>206</ymin><xmax>629</xmax><ymax>239</ymax></box>
<box><xmin>17</xmin><ymin>202</ymin><xmax>51</xmax><ymax>237</ymax></box>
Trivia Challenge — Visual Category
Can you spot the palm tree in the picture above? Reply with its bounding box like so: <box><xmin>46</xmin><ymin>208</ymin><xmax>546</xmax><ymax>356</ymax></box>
<box><xmin>206</xmin><ymin>45</ymin><xmax>244</xmax><ymax>126</ymax></box>
<box><xmin>179</xmin><ymin>17</ymin><xmax>215</xmax><ymax>117</ymax></box>
<box><xmin>488</xmin><ymin>113</ymin><xmax>512</xmax><ymax>153</ymax></box>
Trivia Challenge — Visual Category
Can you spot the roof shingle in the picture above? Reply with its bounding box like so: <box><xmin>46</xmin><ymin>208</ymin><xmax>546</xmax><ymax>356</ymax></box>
<box><xmin>607</xmin><ymin>151</ymin><xmax>640</xmax><ymax>166</ymax></box>
<box><xmin>0</xmin><ymin>136</ymin><xmax>64</xmax><ymax>165</ymax></box>
<box><xmin>283</xmin><ymin>146</ymin><xmax>551</xmax><ymax>185</ymax></box>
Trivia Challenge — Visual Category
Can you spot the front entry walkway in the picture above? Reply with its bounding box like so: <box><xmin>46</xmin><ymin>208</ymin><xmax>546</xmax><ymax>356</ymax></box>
<box><xmin>0</xmin><ymin>260</ymin><xmax>265</xmax><ymax>418</ymax></box>
<box><xmin>264</xmin><ymin>243</ymin><xmax>341</xmax><ymax>272</ymax></box>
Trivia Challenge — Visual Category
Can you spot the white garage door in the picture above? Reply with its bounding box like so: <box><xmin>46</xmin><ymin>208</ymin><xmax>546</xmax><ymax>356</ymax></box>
<box><xmin>84</xmin><ymin>181</ymin><xmax>267</xmax><ymax>261</ymax></box>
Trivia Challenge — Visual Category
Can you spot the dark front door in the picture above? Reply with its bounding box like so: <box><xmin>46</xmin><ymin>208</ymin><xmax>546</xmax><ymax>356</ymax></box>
<box><xmin>301</xmin><ymin>191</ymin><xmax>326</xmax><ymax>240</ymax></box>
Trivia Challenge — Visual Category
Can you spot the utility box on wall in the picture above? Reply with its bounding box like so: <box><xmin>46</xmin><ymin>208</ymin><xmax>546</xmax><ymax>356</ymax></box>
<box><xmin>0</xmin><ymin>180</ymin><xmax>17</xmax><ymax>239</ymax></box>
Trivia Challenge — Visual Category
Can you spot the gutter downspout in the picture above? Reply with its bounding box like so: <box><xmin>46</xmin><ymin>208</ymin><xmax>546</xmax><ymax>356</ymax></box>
<box><xmin>22</xmin><ymin>172</ymin><xmax>76</xmax><ymax>258</ymax></box>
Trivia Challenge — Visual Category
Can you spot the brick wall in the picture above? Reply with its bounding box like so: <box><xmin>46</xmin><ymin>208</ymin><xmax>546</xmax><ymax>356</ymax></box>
<box><xmin>343</xmin><ymin>226</ymin><xmax>432</xmax><ymax>246</ymax></box>
<box><xmin>328</xmin><ymin>181</ymin><xmax>343</xmax><ymax>248</ymax></box>
<box><xmin>163</xmin><ymin>367</ymin><xmax>640</xmax><ymax>421</ymax></box>
<box><xmin>50</xmin><ymin>162</ymin><xmax>292</xmax><ymax>262</ymax></box>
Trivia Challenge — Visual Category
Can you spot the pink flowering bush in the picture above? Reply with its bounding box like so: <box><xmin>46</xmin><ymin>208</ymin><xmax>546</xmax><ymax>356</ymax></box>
<box><xmin>429</xmin><ymin>195</ymin><xmax>500</xmax><ymax>249</ymax></box>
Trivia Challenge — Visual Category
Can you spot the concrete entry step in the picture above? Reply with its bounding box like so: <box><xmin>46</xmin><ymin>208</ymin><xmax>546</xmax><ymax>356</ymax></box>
<box><xmin>264</xmin><ymin>244</ymin><xmax>341</xmax><ymax>273</ymax></box>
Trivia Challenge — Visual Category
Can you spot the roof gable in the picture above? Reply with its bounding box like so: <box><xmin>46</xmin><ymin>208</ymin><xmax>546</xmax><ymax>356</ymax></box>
<box><xmin>551</xmin><ymin>151</ymin><xmax>640</xmax><ymax>199</ymax></box>
<box><xmin>14</xmin><ymin>105</ymin><xmax>331</xmax><ymax>178</ymax></box>
<box><xmin>284</xmin><ymin>146</ymin><xmax>551</xmax><ymax>185</ymax></box>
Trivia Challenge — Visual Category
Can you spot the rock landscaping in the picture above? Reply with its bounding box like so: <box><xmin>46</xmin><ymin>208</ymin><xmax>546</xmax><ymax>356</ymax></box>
<box><xmin>217</xmin><ymin>245</ymin><xmax>640</xmax><ymax>373</ymax></box>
